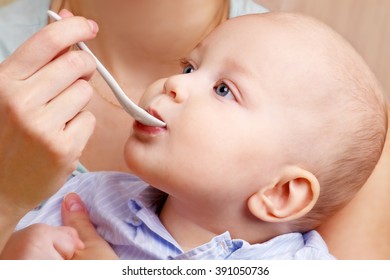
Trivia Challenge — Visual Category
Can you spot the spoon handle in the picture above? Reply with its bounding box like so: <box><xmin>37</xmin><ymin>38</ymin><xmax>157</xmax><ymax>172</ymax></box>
<box><xmin>47</xmin><ymin>10</ymin><xmax>166</xmax><ymax>127</ymax></box>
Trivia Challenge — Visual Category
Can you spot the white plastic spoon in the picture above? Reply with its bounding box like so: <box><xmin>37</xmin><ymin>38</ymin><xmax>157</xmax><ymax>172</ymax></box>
<box><xmin>47</xmin><ymin>10</ymin><xmax>166</xmax><ymax>127</ymax></box>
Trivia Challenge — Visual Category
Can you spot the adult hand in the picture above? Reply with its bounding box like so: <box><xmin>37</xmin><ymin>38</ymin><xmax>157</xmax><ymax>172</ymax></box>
<box><xmin>62</xmin><ymin>193</ymin><xmax>118</xmax><ymax>260</ymax></box>
<box><xmin>0</xmin><ymin>10</ymin><xmax>97</xmax><ymax>226</ymax></box>
<box><xmin>0</xmin><ymin>224</ymin><xmax>84</xmax><ymax>260</ymax></box>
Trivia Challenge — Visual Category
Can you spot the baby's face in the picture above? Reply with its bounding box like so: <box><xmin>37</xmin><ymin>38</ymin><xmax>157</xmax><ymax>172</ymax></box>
<box><xmin>124</xmin><ymin>15</ymin><xmax>328</xmax><ymax>204</ymax></box>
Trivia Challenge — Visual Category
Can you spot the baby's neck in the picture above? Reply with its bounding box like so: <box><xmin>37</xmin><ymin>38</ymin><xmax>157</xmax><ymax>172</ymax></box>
<box><xmin>159</xmin><ymin>196</ymin><xmax>218</xmax><ymax>251</ymax></box>
<box><xmin>159</xmin><ymin>196</ymin><xmax>282</xmax><ymax>251</ymax></box>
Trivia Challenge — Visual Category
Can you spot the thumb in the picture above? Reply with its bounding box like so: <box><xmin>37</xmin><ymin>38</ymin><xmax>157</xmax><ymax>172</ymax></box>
<box><xmin>61</xmin><ymin>192</ymin><xmax>96</xmax><ymax>242</ymax></box>
<box><xmin>61</xmin><ymin>193</ymin><xmax>118</xmax><ymax>259</ymax></box>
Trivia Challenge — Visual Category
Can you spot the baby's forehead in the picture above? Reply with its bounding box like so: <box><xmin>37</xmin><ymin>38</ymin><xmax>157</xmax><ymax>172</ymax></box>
<box><xmin>198</xmin><ymin>15</ymin><xmax>315</xmax><ymax>65</ymax></box>
<box><xmin>198</xmin><ymin>15</ymin><xmax>327</xmax><ymax>75</ymax></box>
<box><xmin>202</xmin><ymin>13</ymin><xmax>336</xmax><ymax>54</ymax></box>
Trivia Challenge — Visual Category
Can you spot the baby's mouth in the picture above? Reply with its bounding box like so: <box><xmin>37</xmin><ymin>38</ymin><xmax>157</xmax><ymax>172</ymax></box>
<box><xmin>146</xmin><ymin>108</ymin><xmax>165</xmax><ymax>126</ymax></box>
<box><xmin>135</xmin><ymin>107</ymin><xmax>167</xmax><ymax>131</ymax></box>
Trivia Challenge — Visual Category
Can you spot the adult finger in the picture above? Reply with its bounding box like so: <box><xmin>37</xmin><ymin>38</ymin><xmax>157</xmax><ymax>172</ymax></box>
<box><xmin>61</xmin><ymin>193</ymin><xmax>102</xmax><ymax>242</ymax></box>
<box><xmin>48</xmin><ymin>10</ymin><xmax>80</xmax><ymax>60</ymax></box>
<box><xmin>61</xmin><ymin>193</ymin><xmax>118</xmax><ymax>259</ymax></box>
<box><xmin>0</xmin><ymin>15</ymin><xmax>98</xmax><ymax>80</ymax></box>
<box><xmin>43</xmin><ymin>79</ymin><xmax>94</xmax><ymax>130</ymax></box>
<box><xmin>59</xmin><ymin>9</ymin><xmax>75</xmax><ymax>19</ymax></box>
<box><xmin>0</xmin><ymin>224</ymin><xmax>79</xmax><ymax>260</ymax></box>
<box><xmin>27</xmin><ymin>50</ymin><xmax>96</xmax><ymax>105</ymax></box>
<box><xmin>63</xmin><ymin>110</ymin><xmax>96</xmax><ymax>158</ymax></box>
<box><xmin>52</xmin><ymin>226</ymin><xmax>85</xmax><ymax>260</ymax></box>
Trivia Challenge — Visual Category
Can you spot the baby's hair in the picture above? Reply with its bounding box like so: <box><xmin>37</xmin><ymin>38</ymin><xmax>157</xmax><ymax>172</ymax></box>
<box><xmin>306</xmin><ymin>57</ymin><xmax>387</xmax><ymax>230</ymax></box>
<box><xmin>266</xmin><ymin>13</ymin><xmax>388</xmax><ymax>231</ymax></box>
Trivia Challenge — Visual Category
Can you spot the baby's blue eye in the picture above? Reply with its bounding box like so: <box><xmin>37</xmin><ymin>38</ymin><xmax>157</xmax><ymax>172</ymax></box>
<box><xmin>214</xmin><ymin>82</ymin><xmax>235</xmax><ymax>100</ymax></box>
<box><xmin>182</xmin><ymin>64</ymin><xmax>195</xmax><ymax>74</ymax></box>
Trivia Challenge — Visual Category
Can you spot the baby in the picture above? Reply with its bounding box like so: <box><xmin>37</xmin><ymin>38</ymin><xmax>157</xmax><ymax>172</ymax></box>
<box><xmin>12</xmin><ymin>12</ymin><xmax>388</xmax><ymax>259</ymax></box>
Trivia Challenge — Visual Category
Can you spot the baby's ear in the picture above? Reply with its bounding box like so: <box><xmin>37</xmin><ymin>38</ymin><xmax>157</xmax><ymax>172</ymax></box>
<box><xmin>247</xmin><ymin>166</ymin><xmax>320</xmax><ymax>222</ymax></box>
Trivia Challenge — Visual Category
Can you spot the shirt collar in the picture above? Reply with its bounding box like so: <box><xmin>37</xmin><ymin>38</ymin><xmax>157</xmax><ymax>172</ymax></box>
<box><xmin>125</xmin><ymin>186</ymin><xmax>326</xmax><ymax>260</ymax></box>
<box><xmin>126</xmin><ymin>187</ymin><xmax>243</xmax><ymax>258</ymax></box>
<box><xmin>127</xmin><ymin>187</ymin><xmax>182</xmax><ymax>250</ymax></box>
<box><xmin>126</xmin><ymin>187</ymin><xmax>246</xmax><ymax>259</ymax></box>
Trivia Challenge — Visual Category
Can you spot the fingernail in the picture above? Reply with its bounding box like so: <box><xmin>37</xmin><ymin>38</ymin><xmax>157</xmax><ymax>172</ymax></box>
<box><xmin>87</xmin><ymin>19</ymin><xmax>99</xmax><ymax>34</ymax></box>
<box><xmin>63</xmin><ymin>193</ymin><xmax>85</xmax><ymax>212</ymax></box>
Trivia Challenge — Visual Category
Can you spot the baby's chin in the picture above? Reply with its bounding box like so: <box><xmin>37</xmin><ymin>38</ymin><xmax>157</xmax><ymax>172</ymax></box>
<box><xmin>123</xmin><ymin>139</ymin><xmax>154</xmax><ymax>175</ymax></box>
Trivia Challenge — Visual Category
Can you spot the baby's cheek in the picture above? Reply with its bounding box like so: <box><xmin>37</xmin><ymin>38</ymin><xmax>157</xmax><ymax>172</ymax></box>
<box><xmin>123</xmin><ymin>137</ymin><xmax>141</xmax><ymax>170</ymax></box>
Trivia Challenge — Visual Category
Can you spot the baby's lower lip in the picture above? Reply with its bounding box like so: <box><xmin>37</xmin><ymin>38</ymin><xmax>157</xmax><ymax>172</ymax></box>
<box><xmin>133</xmin><ymin>121</ymin><xmax>167</xmax><ymax>135</ymax></box>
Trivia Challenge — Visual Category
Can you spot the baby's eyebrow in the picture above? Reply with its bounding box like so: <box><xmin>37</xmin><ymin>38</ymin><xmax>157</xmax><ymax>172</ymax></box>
<box><xmin>194</xmin><ymin>40</ymin><xmax>205</xmax><ymax>52</ymax></box>
<box><xmin>193</xmin><ymin>42</ymin><xmax>250</xmax><ymax>76</ymax></box>
<box><xmin>224</xmin><ymin>58</ymin><xmax>249</xmax><ymax>76</ymax></box>
<box><xmin>190</xmin><ymin>44</ymin><xmax>203</xmax><ymax>61</ymax></box>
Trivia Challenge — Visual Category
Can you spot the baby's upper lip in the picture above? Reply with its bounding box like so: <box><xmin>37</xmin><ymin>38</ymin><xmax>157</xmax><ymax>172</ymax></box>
<box><xmin>146</xmin><ymin>107</ymin><xmax>165</xmax><ymax>126</ymax></box>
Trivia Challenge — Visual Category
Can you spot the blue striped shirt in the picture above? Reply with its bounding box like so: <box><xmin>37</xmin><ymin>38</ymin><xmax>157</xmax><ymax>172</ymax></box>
<box><xmin>17</xmin><ymin>172</ymin><xmax>335</xmax><ymax>260</ymax></box>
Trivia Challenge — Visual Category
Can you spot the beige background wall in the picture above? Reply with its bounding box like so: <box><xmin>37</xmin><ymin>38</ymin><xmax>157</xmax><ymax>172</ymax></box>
<box><xmin>258</xmin><ymin>0</ymin><xmax>390</xmax><ymax>101</ymax></box>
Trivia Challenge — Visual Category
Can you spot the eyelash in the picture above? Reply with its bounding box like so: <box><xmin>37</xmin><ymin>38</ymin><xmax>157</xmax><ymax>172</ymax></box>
<box><xmin>179</xmin><ymin>58</ymin><xmax>195</xmax><ymax>73</ymax></box>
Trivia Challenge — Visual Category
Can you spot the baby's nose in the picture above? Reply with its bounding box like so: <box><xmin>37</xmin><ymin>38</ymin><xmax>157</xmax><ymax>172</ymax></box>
<box><xmin>163</xmin><ymin>75</ymin><xmax>188</xmax><ymax>103</ymax></box>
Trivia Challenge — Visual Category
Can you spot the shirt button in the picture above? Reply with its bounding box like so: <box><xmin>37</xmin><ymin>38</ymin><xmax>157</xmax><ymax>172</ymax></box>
<box><xmin>127</xmin><ymin>215</ymin><xmax>142</xmax><ymax>226</ymax></box>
